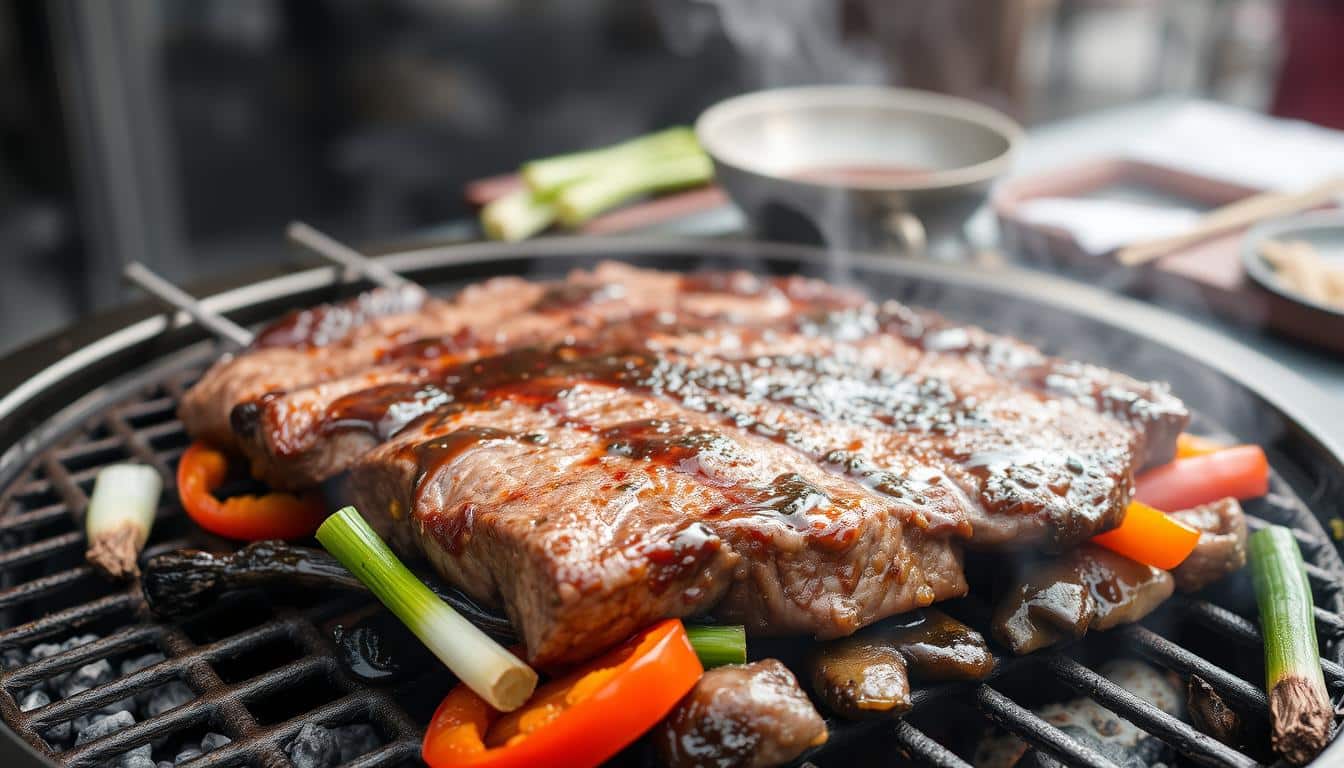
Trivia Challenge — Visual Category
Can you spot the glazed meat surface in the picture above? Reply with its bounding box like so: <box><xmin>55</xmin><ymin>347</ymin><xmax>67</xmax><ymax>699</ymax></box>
<box><xmin>179</xmin><ymin>262</ymin><xmax>1190</xmax><ymax>663</ymax></box>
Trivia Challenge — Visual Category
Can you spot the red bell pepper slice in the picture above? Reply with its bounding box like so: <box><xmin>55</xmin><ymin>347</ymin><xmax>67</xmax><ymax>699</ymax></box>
<box><xmin>176</xmin><ymin>442</ymin><xmax>328</xmax><ymax>540</ymax></box>
<box><xmin>1136</xmin><ymin>444</ymin><xmax>1270</xmax><ymax>512</ymax></box>
<box><xmin>423</xmin><ymin>619</ymin><xmax>702</xmax><ymax>768</ymax></box>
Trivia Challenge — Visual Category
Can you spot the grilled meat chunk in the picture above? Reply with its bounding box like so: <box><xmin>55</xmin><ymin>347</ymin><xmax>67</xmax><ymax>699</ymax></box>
<box><xmin>993</xmin><ymin>546</ymin><xmax>1174</xmax><ymax>654</ymax></box>
<box><xmin>655</xmin><ymin>660</ymin><xmax>827</xmax><ymax>768</ymax></box>
<box><xmin>345</xmin><ymin>388</ymin><xmax>969</xmax><ymax>663</ymax></box>
<box><xmin>181</xmin><ymin>280</ymin><xmax>500</xmax><ymax>446</ymax></box>
<box><xmin>1169</xmin><ymin>497</ymin><xmax>1248</xmax><ymax>592</ymax></box>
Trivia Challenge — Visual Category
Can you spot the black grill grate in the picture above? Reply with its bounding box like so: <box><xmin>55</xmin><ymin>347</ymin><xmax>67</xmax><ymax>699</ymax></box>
<box><xmin>1</xmin><ymin>350</ymin><xmax>1342</xmax><ymax>767</ymax></box>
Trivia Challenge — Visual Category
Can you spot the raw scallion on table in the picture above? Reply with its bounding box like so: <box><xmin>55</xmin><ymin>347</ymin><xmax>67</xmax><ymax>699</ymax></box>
<box><xmin>85</xmin><ymin>464</ymin><xmax>162</xmax><ymax>581</ymax></box>
<box><xmin>521</xmin><ymin>126</ymin><xmax>702</xmax><ymax>196</ymax></box>
<box><xmin>480</xmin><ymin>187</ymin><xmax>557</xmax><ymax>242</ymax></box>
<box><xmin>317</xmin><ymin>506</ymin><xmax>537</xmax><ymax>711</ymax></box>
<box><xmin>554</xmin><ymin>151</ymin><xmax>714</xmax><ymax>227</ymax></box>
<box><xmin>1249</xmin><ymin>525</ymin><xmax>1333</xmax><ymax>765</ymax></box>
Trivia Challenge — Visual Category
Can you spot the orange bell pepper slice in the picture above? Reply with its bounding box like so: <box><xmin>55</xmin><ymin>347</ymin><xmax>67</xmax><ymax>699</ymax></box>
<box><xmin>1136</xmin><ymin>444</ymin><xmax>1270</xmax><ymax>512</ymax></box>
<box><xmin>423</xmin><ymin>619</ymin><xmax>703</xmax><ymax>768</ymax></box>
<box><xmin>1092</xmin><ymin>500</ymin><xmax>1202</xmax><ymax>570</ymax></box>
<box><xmin>176</xmin><ymin>442</ymin><xmax>328</xmax><ymax>540</ymax></box>
<box><xmin>1175</xmin><ymin>433</ymin><xmax>1230</xmax><ymax>458</ymax></box>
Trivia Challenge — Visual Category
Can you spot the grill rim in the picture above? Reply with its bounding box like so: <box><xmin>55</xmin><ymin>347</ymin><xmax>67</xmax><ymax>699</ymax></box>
<box><xmin>1</xmin><ymin>236</ymin><xmax>1342</xmax><ymax>767</ymax></box>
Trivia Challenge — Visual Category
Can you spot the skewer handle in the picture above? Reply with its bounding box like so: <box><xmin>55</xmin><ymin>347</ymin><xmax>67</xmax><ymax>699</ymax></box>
<box><xmin>124</xmin><ymin>262</ymin><xmax>254</xmax><ymax>347</ymax></box>
<box><xmin>286</xmin><ymin>221</ymin><xmax>415</xmax><ymax>290</ymax></box>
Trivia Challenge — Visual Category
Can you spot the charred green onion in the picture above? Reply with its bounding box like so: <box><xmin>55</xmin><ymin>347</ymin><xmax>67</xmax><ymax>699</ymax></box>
<box><xmin>522</xmin><ymin>127</ymin><xmax>701</xmax><ymax>195</ymax></box>
<box><xmin>480</xmin><ymin>188</ymin><xmax>557</xmax><ymax>242</ymax></box>
<box><xmin>686</xmin><ymin>624</ymin><xmax>746</xmax><ymax>668</ymax></box>
<box><xmin>1249</xmin><ymin>525</ymin><xmax>1332</xmax><ymax>764</ymax></box>
<box><xmin>317</xmin><ymin>506</ymin><xmax>537</xmax><ymax>711</ymax></box>
<box><xmin>554</xmin><ymin>151</ymin><xmax>713</xmax><ymax>227</ymax></box>
<box><xmin>85</xmin><ymin>464</ymin><xmax>161</xmax><ymax>580</ymax></box>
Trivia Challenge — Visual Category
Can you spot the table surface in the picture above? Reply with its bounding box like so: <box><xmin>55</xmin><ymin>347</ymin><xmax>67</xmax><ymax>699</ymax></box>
<box><xmin>422</xmin><ymin>97</ymin><xmax>1344</xmax><ymax>401</ymax></box>
<box><xmin>987</xmin><ymin>98</ymin><xmax>1344</xmax><ymax>403</ymax></box>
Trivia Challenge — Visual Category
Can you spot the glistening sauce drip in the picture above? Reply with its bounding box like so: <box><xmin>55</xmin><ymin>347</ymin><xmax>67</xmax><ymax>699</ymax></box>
<box><xmin>283</xmin><ymin>292</ymin><xmax>1174</xmax><ymax>547</ymax></box>
<box><xmin>318</xmin><ymin>344</ymin><xmax>998</xmax><ymax>537</ymax></box>
<box><xmin>409</xmin><ymin>426</ymin><xmax>516</xmax><ymax>553</ymax></box>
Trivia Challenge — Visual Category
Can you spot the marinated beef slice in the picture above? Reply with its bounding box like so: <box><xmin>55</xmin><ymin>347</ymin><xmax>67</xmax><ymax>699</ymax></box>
<box><xmin>344</xmin><ymin>386</ymin><xmax>969</xmax><ymax>664</ymax></box>
<box><xmin>179</xmin><ymin>263</ymin><xmax>1190</xmax><ymax>663</ymax></box>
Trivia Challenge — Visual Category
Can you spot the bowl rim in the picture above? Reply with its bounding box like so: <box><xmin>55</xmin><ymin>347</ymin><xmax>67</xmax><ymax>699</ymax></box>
<box><xmin>694</xmin><ymin>85</ymin><xmax>1024</xmax><ymax>192</ymax></box>
<box><xmin>1241</xmin><ymin>209</ymin><xmax>1344</xmax><ymax>320</ymax></box>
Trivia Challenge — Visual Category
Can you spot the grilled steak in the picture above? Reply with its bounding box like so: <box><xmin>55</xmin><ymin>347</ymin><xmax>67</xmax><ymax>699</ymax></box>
<box><xmin>179</xmin><ymin>262</ymin><xmax>1190</xmax><ymax>663</ymax></box>
<box><xmin>344</xmin><ymin>385</ymin><xmax>969</xmax><ymax>663</ymax></box>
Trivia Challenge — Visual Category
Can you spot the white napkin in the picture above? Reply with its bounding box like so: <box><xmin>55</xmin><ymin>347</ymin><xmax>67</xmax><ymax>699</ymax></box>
<box><xmin>1014</xmin><ymin>197</ymin><xmax>1202</xmax><ymax>254</ymax></box>
<box><xmin>1016</xmin><ymin>103</ymin><xmax>1344</xmax><ymax>255</ymax></box>
<box><xmin>1128</xmin><ymin>102</ymin><xmax>1344</xmax><ymax>192</ymax></box>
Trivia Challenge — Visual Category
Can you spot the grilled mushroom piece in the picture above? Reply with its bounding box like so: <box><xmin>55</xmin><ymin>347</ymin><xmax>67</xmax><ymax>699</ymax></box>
<box><xmin>141</xmin><ymin>541</ymin><xmax>515</xmax><ymax>642</ymax></box>
<box><xmin>1169</xmin><ymin>498</ymin><xmax>1248</xmax><ymax>592</ymax></box>
<box><xmin>655</xmin><ymin>659</ymin><xmax>827</xmax><ymax>768</ymax></box>
<box><xmin>807</xmin><ymin>608</ymin><xmax>993</xmax><ymax>719</ymax></box>
<box><xmin>992</xmin><ymin>545</ymin><xmax>1174</xmax><ymax>655</ymax></box>
<box><xmin>809</xmin><ymin>637</ymin><xmax>912</xmax><ymax>719</ymax></box>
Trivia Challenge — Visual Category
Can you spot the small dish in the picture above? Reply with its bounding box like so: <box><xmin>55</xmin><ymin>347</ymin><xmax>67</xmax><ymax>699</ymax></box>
<box><xmin>1242</xmin><ymin>210</ymin><xmax>1344</xmax><ymax>320</ymax></box>
<box><xmin>695</xmin><ymin>86</ymin><xmax>1021</xmax><ymax>253</ymax></box>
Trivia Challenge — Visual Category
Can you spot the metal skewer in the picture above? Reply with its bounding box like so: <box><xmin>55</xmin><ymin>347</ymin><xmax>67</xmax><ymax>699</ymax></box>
<box><xmin>123</xmin><ymin>261</ymin><xmax>255</xmax><ymax>347</ymax></box>
<box><xmin>285</xmin><ymin>220</ymin><xmax>417</xmax><ymax>291</ymax></box>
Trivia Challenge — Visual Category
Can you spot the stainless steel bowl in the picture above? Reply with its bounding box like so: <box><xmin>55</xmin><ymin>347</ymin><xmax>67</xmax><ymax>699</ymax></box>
<box><xmin>695</xmin><ymin>86</ymin><xmax>1022</xmax><ymax>253</ymax></box>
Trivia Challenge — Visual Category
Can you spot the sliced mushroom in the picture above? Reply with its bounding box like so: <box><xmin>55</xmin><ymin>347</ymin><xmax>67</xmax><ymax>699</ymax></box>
<box><xmin>656</xmin><ymin>659</ymin><xmax>827</xmax><ymax>768</ymax></box>
<box><xmin>992</xmin><ymin>545</ymin><xmax>1174</xmax><ymax>654</ymax></box>
<box><xmin>809</xmin><ymin>638</ymin><xmax>912</xmax><ymax>719</ymax></box>
<box><xmin>808</xmin><ymin>608</ymin><xmax>992</xmax><ymax>719</ymax></box>
<box><xmin>1169</xmin><ymin>497</ymin><xmax>1248</xmax><ymax>592</ymax></box>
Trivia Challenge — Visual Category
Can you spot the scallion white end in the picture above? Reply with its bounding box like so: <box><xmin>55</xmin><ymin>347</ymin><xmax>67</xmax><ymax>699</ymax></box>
<box><xmin>85</xmin><ymin>464</ymin><xmax>162</xmax><ymax>580</ymax></box>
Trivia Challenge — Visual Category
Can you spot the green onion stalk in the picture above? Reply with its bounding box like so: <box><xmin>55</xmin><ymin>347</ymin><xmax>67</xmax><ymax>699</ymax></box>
<box><xmin>1249</xmin><ymin>525</ymin><xmax>1333</xmax><ymax>765</ymax></box>
<box><xmin>522</xmin><ymin>127</ymin><xmax>702</xmax><ymax>196</ymax></box>
<box><xmin>686</xmin><ymin>624</ymin><xmax>746</xmax><ymax>668</ymax></box>
<box><xmin>554</xmin><ymin>151</ymin><xmax>714</xmax><ymax>228</ymax></box>
<box><xmin>480</xmin><ymin>188</ymin><xmax>558</xmax><ymax>242</ymax></box>
<box><xmin>317</xmin><ymin>506</ymin><xmax>537</xmax><ymax>711</ymax></box>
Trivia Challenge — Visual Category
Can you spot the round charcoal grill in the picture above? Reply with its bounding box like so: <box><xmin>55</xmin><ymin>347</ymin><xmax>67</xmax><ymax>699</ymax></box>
<box><xmin>0</xmin><ymin>238</ymin><xmax>1342</xmax><ymax>768</ymax></box>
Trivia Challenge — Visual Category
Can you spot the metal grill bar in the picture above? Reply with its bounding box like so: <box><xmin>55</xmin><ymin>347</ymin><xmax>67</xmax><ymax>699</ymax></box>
<box><xmin>0</xmin><ymin>532</ymin><xmax>85</xmax><ymax>570</ymax></box>
<box><xmin>1179</xmin><ymin>598</ymin><xmax>1344</xmax><ymax>684</ymax></box>
<box><xmin>891</xmin><ymin>720</ymin><xmax>973</xmax><ymax>768</ymax></box>
<box><xmin>975</xmin><ymin>685</ymin><xmax>1119</xmax><ymax>768</ymax></box>
<box><xmin>0</xmin><ymin>569</ymin><xmax>96</xmax><ymax>612</ymax></box>
<box><xmin>1122</xmin><ymin>625</ymin><xmax>1269</xmax><ymax>713</ymax></box>
<box><xmin>0</xmin><ymin>593</ymin><xmax>136</xmax><ymax>650</ymax></box>
<box><xmin>0</xmin><ymin>505</ymin><xmax>74</xmax><ymax>533</ymax></box>
<box><xmin>1043</xmin><ymin>654</ymin><xmax>1258</xmax><ymax>768</ymax></box>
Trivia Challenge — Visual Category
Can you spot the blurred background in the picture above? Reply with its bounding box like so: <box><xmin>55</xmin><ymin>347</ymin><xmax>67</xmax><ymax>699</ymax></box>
<box><xmin>0</xmin><ymin>0</ymin><xmax>1339</xmax><ymax>354</ymax></box>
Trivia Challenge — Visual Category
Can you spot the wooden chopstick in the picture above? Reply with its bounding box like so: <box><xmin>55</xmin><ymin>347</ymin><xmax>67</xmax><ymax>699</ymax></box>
<box><xmin>1115</xmin><ymin>176</ymin><xmax>1344</xmax><ymax>267</ymax></box>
